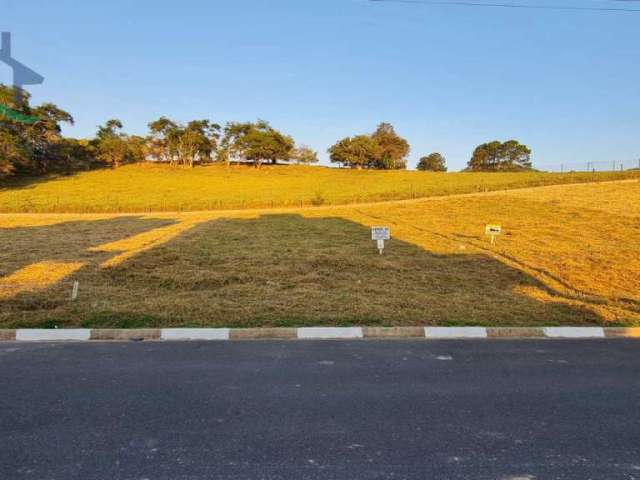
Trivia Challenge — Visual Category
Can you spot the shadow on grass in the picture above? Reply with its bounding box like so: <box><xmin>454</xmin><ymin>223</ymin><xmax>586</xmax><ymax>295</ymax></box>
<box><xmin>0</xmin><ymin>216</ymin><xmax>178</xmax><ymax>323</ymax></box>
<box><xmin>0</xmin><ymin>165</ymin><xmax>116</xmax><ymax>194</ymax></box>
<box><xmin>0</xmin><ymin>213</ymin><xmax>606</xmax><ymax>328</ymax></box>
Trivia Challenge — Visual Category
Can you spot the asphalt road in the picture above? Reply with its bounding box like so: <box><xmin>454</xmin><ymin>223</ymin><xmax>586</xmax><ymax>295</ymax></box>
<box><xmin>1</xmin><ymin>340</ymin><xmax>640</xmax><ymax>480</ymax></box>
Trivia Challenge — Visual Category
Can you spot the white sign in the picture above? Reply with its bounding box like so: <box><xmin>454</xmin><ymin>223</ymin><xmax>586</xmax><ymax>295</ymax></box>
<box><xmin>372</xmin><ymin>227</ymin><xmax>390</xmax><ymax>254</ymax></box>
<box><xmin>371</xmin><ymin>226</ymin><xmax>391</xmax><ymax>241</ymax></box>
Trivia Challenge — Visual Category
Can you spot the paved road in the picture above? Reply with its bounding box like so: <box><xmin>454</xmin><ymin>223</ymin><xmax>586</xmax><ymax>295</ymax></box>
<box><xmin>1</xmin><ymin>340</ymin><xmax>640</xmax><ymax>480</ymax></box>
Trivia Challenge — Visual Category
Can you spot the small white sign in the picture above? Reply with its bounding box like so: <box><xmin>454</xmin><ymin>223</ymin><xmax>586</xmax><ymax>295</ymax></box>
<box><xmin>372</xmin><ymin>227</ymin><xmax>390</xmax><ymax>254</ymax></box>
<box><xmin>371</xmin><ymin>226</ymin><xmax>391</xmax><ymax>241</ymax></box>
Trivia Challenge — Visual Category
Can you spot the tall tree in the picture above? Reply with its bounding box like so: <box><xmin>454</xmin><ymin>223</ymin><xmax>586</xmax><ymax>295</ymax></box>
<box><xmin>179</xmin><ymin>120</ymin><xmax>219</xmax><ymax>167</ymax></box>
<box><xmin>94</xmin><ymin>119</ymin><xmax>141</xmax><ymax>168</ymax></box>
<box><xmin>467</xmin><ymin>140</ymin><xmax>532</xmax><ymax>171</ymax></box>
<box><xmin>96</xmin><ymin>119</ymin><xmax>123</xmax><ymax>141</ymax></box>
<box><xmin>417</xmin><ymin>153</ymin><xmax>447</xmax><ymax>172</ymax></box>
<box><xmin>96</xmin><ymin>135</ymin><xmax>129</xmax><ymax>169</ymax></box>
<box><xmin>148</xmin><ymin>116</ymin><xmax>179</xmax><ymax>164</ymax></box>
<box><xmin>0</xmin><ymin>84</ymin><xmax>77</xmax><ymax>176</ymax></box>
<box><xmin>25</xmin><ymin>103</ymin><xmax>74</xmax><ymax>173</ymax></box>
<box><xmin>370</xmin><ymin>122</ymin><xmax>409</xmax><ymax>170</ymax></box>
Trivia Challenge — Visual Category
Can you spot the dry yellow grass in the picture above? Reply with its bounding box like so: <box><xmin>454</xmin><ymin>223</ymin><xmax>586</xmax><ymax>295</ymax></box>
<box><xmin>1</xmin><ymin>180</ymin><xmax>638</xmax><ymax>328</ymax></box>
<box><xmin>1</xmin><ymin>162</ymin><xmax>638</xmax><ymax>212</ymax></box>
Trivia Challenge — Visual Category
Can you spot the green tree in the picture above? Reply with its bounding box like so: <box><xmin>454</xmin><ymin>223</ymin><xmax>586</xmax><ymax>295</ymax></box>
<box><xmin>24</xmin><ymin>103</ymin><xmax>75</xmax><ymax>173</ymax></box>
<box><xmin>147</xmin><ymin>116</ymin><xmax>179</xmax><ymax>164</ymax></box>
<box><xmin>222</xmin><ymin>120</ymin><xmax>294</xmax><ymax>168</ymax></box>
<box><xmin>0</xmin><ymin>84</ymin><xmax>77</xmax><ymax>176</ymax></box>
<box><xmin>94</xmin><ymin>119</ymin><xmax>139</xmax><ymax>168</ymax></box>
<box><xmin>467</xmin><ymin>140</ymin><xmax>532</xmax><ymax>171</ymax></box>
<box><xmin>328</xmin><ymin>123</ymin><xmax>409</xmax><ymax>170</ymax></box>
<box><xmin>96</xmin><ymin>119</ymin><xmax>123</xmax><ymax>141</ymax></box>
<box><xmin>0</xmin><ymin>130</ymin><xmax>27</xmax><ymax>177</ymax></box>
<box><xmin>417</xmin><ymin>153</ymin><xmax>447</xmax><ymax>172</ymax></box>
<box><xmin>54</xmin><ymin>138</ymin><xmax>95</xmax><ymax>173</ymax></box>
<box><xmin>328</xmin><ymin>135</ymin><xmax>381</xmax><ymax>169</ymax></box>
<box><xmin>370</xmin><ymin>122</ymin><xmax>409</xmax><ymax>170</ymax></box>
<box><xmin>126</xmin><ymin>135</ymin><xmax>147</xmax><ymax>164</ymax></box>
<box><xmin>179</xmin><ymin>120</ymin><xmax>221</xmax><ymax>167</ymax></box>
<box><xmin>221</xmin><ymin>121</ymin><xmax>253</xmax><ymax>166</ymax></box>
<box><xmin>97</xmin><ymin>135</ymin><xmax>129</xmax><ymax>168</ymax></box>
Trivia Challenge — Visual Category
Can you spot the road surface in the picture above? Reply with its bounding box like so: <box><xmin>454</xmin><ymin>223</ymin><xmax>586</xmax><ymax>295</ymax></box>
<box><xmin>1</xmin><ymin>340</ymin><xmax>639</xmax><ymax>479</ymax></box>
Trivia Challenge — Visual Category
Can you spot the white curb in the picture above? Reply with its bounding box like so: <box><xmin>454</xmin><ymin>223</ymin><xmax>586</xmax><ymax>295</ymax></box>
<box><xmin>425</xmin><ymin>327</ymin><xmax>488</xmax><ymax>339</ymax></box>
<box><xmin>161</xmin><ymin>328</ymin><xmax>230</xmax><ymax>341</ymax></box>
<box><xmin>15</xmin><ymin>329</ymin><xmax>91</xmax><ymax>341</ymax></box>
<box><xmin>297</xmin><ymin>327</ymin><xmax>364</xmax><ymax>339</ymax></box>
<box><xmin>543</xmin><ymin>327</ymin><xmax>605</xmax><ymax>338</ymax></box>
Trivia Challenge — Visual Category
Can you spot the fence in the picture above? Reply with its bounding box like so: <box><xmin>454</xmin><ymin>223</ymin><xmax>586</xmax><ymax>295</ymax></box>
<box><xmin>535</xmin><ymin>160</ymin><xmax>640</xmax><ymax>173</ymax></box>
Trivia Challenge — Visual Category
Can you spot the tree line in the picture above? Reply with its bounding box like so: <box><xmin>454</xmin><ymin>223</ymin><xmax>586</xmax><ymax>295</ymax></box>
<box><xmin>0</xmin><ymin>84</ymin><xmax>533</xmax><ymax>178</ymax></box>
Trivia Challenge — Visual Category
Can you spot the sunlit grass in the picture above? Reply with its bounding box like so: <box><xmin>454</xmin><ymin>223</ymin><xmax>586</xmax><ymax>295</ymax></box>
<box><xmin>1</xmin><ymin>180</ymin><xmax>638</xmax><ymax>327</ymax></box>
<box><xmin>0</xmin><ymin>261</ymin><xmax>85</xmax><ymax>300</ymax></box>
<box><xmin>1</xmin><ymin>162</ymin><xmax>638</xmax><ymax>213</ymax></box>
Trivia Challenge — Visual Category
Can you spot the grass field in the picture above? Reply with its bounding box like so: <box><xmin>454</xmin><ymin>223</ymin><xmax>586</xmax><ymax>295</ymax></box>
<box><xmin>1</xmin><ymin>179</ymin><xmax>638</xmax><ymax>328</ymax></box>
<box><xmin>1</xmin><ymin>162</ymin><xmax>638</xmax><ymax>213</ymax></box>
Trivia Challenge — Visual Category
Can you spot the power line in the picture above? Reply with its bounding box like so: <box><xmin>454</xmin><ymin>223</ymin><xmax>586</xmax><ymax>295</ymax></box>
<box><xmin>369</xmin><ymin>0</ymin><xmax>640</xmax><ymax>12</ymax></box>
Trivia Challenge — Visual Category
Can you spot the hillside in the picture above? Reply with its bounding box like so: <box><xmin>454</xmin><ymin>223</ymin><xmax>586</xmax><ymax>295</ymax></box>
<box><xmin>1</xmin><ymin>180</ymin><xmax>639</xmax><ymax>328</ymax></box>
<box><xmin>1</xmin><ymin>163</ymin><xmax>638</xmax><ymax>213</ymax></box>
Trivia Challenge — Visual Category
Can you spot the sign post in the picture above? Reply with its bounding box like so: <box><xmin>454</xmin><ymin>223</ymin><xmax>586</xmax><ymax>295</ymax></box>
<box><xmin>485</xmin><ymin>224</ymin><xmax>502</xmax><ymax>245</ymax></box>
<box><xmin>371</xmin><ymin>227</ymin><xmax>391</xmax><ymax>254</ymax></box>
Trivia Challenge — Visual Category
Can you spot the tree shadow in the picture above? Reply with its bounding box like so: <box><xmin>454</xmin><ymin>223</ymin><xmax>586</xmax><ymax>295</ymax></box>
<box><xmin>0</xmin><ymin>213</ymin><xmax>607</xmax><ymax>328</ymax></box>
<box><xmin>0</xmin><ymin>216</ymin><xmax>177</xmax><ymax>275</ymax></box>
<box><xmin>0</xmin><ymin>166</ymin><xmax>115</xmax><ymax>194</ymax></box>
<box><xmin>0</xmin><ymin>216</ymin><xmax>178</xmax><ymax>319</ymax></box>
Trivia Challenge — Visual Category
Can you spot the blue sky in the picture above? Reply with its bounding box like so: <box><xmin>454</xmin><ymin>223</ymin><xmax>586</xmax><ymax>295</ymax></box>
<box><xmin>2</xmin><ymin>0</ymin><xmax>639</xmax><ymax>170</ymax></box>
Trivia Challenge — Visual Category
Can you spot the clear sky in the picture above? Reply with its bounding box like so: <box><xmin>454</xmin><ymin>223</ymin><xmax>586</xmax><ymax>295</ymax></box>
<box><xmin>2</xmin><ymin>0</ymin><xmax>639</xmax><ymax>170</ymax></box>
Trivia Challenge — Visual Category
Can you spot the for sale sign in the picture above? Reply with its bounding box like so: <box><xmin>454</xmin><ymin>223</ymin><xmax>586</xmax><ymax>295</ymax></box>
<box><xmin>371</xmin><ymin>227</ymin><xmax>391</xmax><ymax>241</ymax></box>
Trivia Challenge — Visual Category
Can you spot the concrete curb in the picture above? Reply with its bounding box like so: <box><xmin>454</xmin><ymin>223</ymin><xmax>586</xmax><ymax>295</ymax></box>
<box><xmin>15</xmin><ymin>329</ymin><xmax>91</xmax><ymax>341</ymax></box>
<box><xmin>297</xmin><ymin>327</ymin><xmax>363</xmax><ymax>339</ymax></box>
<box><xmin>1</xmin><ymin>327</ymin><xmax>639</xmax><ymax>342</ymax></box>
<box><xmin>161</xmin><ymin>329</ymin><xmax>230</xmax><ymax>341</ymax></box>
<box><xmin>425</xmin><ymin>327</ymin><xmax>487</xmax><ymax>339</ymax></box>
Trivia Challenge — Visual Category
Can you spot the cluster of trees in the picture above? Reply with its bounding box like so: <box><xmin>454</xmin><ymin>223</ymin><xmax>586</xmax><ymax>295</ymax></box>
<box><xmin>466</xmin><ymin>140</ymin><xmax>532</xmax><ymax>171</ymax></box>
<box><xmin>0</xmin><ymin>85</ymin><xmax>93</xmax><ymax>177</ymax></box>
<box><xmin>219</xmin><ymin>120</ymin><xmax>318</xmax><ymax>168</ymax></box>
<box><xmin>415</xmin><ymin>140</ymin><xmax>532</xmax><ymax>172</ymax></box>
<box><xmin>328</xmin><ymin>123</ymin><xmax>410</xmax><ymax>170</ymax></box>
<box><xmin>0</xmin><ymin>85</ymin><xmax>319</xmax><ymax>178</ymax></box>
<box><xmin>1</xmin><ymin>84</ymin><xmax>534</xmax><ymax>178</ymax></box>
